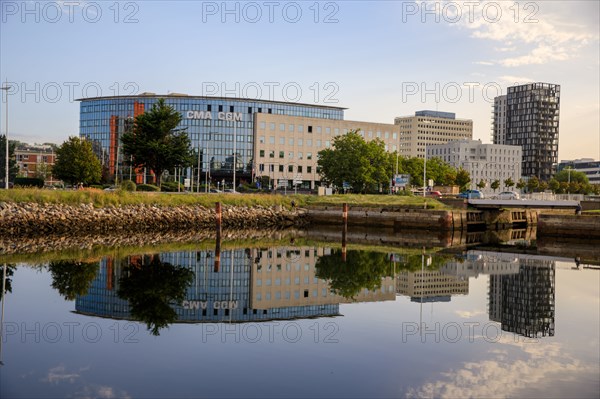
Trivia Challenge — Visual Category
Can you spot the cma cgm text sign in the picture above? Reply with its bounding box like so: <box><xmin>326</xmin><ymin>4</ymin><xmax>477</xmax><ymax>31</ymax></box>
<box><xmin>185</xmin><ymin>111</ymin><xmax>243</xmax><ymax>121</ymax></box>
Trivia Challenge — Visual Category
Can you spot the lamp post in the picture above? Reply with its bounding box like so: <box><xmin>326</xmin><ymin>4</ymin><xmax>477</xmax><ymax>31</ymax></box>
<box><xmin>423</xmin><ymin>144</ymin><xmax>427</xmax><ymax>198</ymax></box>
<box><xmin>232</xmin><ymin>121</ymin><xmax>237</xmax><ymax>192</ymax></box>
<box><xmin>1</xmin><ymin>83</ymin><xmax>10</xmax><ymax>189</ymax></box>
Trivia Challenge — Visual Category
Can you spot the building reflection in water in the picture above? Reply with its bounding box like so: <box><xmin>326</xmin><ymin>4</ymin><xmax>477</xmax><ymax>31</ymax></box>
<box><xmin>75</xmin><ymin>246</ymin><xmax>396</xmax><ymax>331</ymax></box>
<box><xmin>441</xmin><ymin>250</ymin><xmax>556</xmax><ymax>338</ymax></box>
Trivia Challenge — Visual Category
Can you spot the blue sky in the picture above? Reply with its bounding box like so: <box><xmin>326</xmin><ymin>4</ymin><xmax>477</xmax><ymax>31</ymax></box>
<box><xmin>1</xmin><ymin>0</ymin><xmax>598</xmax><ymax>161</ymax></box>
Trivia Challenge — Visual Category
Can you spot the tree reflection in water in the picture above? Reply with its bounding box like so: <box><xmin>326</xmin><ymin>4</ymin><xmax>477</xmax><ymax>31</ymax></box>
<box><xmin>0</xmin><ymin>264</ymin><xmax>16</xmax><ymax>302</ymax></box>
<box><xmin>315</xmin><ymin>250</ymin><xmax>394</xmax><ymax>300</ymax></box>
<box><xmin>117</xmin><ymin>255</ymin><xmax>194</xmax><ymax>336</ymax></box>
<box><xmin>48</xmin><ymin>260</ymin><xmax>99</xmax><ymax>301</ymax></box>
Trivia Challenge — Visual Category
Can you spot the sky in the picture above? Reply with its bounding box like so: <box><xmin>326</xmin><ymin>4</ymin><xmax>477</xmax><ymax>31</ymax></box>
<box><xmin>1</xmin><ymin>0</ymin><xmax>599</xmax><ymax>162</ymax></box>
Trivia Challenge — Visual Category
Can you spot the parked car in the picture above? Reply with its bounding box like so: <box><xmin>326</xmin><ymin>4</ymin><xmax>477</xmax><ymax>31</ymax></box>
<box><xmin>457</xmin><ymin>189</ymin><xmax>484</xmax><ymax>199</ymax></box>
<box><xmin>426</xmin><ymin>191</ymin><xmax>443</xmax><ymax>198</ymax></box>
<box><xmin>496</xmin><ymin>191</ymin><xmax>520</xmax><ymax>200</ymax></box>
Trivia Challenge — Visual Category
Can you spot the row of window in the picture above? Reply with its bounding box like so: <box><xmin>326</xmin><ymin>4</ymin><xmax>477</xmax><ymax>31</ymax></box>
<box><xmin>257</xmin><ymin>164</ymin><xmax>313</xmax><ymax>174</ymax></box>
<box><xmin>259</xmin><ymin>150</ymin><xmax>313</xmax><ymax>160</ymax></box>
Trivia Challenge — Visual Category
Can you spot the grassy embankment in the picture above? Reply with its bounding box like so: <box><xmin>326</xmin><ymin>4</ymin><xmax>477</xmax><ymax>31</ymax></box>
<box><xmin>0</xmin><ymin>188</ymin><xmax>448</xmax><ymax>209</ymax></box>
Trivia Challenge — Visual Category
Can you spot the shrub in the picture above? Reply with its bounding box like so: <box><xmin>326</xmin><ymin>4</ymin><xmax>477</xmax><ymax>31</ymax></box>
<box><xmin>90</xmin><ymin>185</ymin><xmax>104</xmax><ymax>190</ymax></box>
<box><xmin>120</xmin><ymin>180</ymin><xmax>137</xmax><ymax>192</ymax></box>
<box><xmin>137</xmin><ymin>184</ymin><xmax>160</xmax><ymax>192</ymax></box>
<box><xmin>14</xmin><ymin>177</ymin><xmax>44</xmax><ymax>188</ymax></box>
<box><xmin>160</xmin><ymin>182</ymin><xmax>183</xmax><ymax>192</ymax></box>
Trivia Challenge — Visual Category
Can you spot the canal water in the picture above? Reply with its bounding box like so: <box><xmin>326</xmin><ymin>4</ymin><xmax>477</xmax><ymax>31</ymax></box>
<box><xmin>1</xmin><ymin>229</ymin><xmax>599</xmax><ymax>398</ymax></box>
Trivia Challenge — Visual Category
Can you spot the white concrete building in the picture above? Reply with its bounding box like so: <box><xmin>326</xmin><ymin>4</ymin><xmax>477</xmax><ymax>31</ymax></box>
<box><xmin>395</xmin><ymin>110</ymin><xmax>473</xmax><ymax>159</ymax></box>
<box><xmin>427</xmin><ymin>139</ymin><xmax>522</xmax><ymax>193</ymax></box>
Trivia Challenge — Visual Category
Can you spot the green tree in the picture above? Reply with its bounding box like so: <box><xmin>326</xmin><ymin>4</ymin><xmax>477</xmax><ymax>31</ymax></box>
<box><xmin>48</xmin><ymin>260</ymin><xmax>99</xmax><ymax>301</ymax></box>
<box><xmin>504</xmin><ymin>177</ymin><xmax>515</xmax><ymax>189</ymax></box>
<box><xmin>0</xmin><ymin>264</ymin><xmax>16</xmax><ymax>303</ymax></box>
<box><xmin>538</xmin><ymin>181</ymin><xmax>549</xmax><ymax>192</ymax></box>
<box><xmin>118</xmin><ymin>255</ymin><xmax>194</xmax><ymax>335</ymax></box>
<box><xmin>554</xmin><ymin>169</ymin><xmax>589</xmax><ymax>185</ymax></box>
<box><xmin>516</xmin><ymin>178</ymin><xmax>527</xmax><ymax>191</ymax></box>
<box><xmin>476</xmin><ymin>179</ymin><xmax>486</xmax><ymax>190</ymax></box>
<box><xmin>53</xmin><ymin>137</ymin><xmax>102</xmax><ymax>185</ymax></box>
<box><xmin>455</xmin><ymin>167</ymin><xmax>471</xmax><ymax>191</ymax></box>
<box><xmin>0</xmin><ymin>137</ymin><xmax>19</xmax><ymax>185</ymax></box>
<box><xmin>317</xmin><ymin>130</ymin><xmax>393</xmax><ymax>193</ymax></box>
<box><xmin>548</xmin><ymin>178</ymin><xmax>560</xmax><ymax>193</ymax></box>
<box><xmin>424</xmin><ymin>157</ymin><xmax>457</xmax><ymax>187</ymax></box>
<box><xmin>491</xmin><ymin>179</ymin><xmax>500</xmax><ymax>192</ymax></box>
<box><xmin>315</xmin><ymin>250</ymin><xmax>394</xmax><ymax>299</ymax></box>
<box><xmin>527</xmin><ymin>176</ymin><xmax>540</xmax><ymax>193</ymax></box>
<box><xmin>121</xmin><ymin>99</ymin><xmax>195</xmax><ymax>187</ymax></box>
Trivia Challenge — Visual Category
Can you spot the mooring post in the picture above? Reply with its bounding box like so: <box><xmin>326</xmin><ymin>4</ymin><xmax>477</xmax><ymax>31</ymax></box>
<box><xmin>342</xmin><ymin>203</ymin><xmax>348</xmax><ymax>262</ymax></box>
<box><xmin>215</xmin><ymin>202</ymin><xmax>222</xmax><ymax>272</ymax></box>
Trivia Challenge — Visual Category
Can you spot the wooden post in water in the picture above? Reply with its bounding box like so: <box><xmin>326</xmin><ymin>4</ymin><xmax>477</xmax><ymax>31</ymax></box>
<box><xmin>215</xmin><ymin>202</ymin><xmax>222</xmax><ymax>272</ymax></box>
<box><xmin>342</xmin><ymin>203</ymin><xmax>348</xmax><ymax>262</ymax></box>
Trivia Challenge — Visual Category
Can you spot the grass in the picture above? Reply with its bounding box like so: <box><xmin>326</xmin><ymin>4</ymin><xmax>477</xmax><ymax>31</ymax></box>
<box><xmin>0</xmin><ymin>188</ymin><xmax>447</xmax><ymax>209</ymax></box>
<box><xmin>0</xmin><ymin>232</ymin><xmax>446</xmax><ymax>265</ymax></box>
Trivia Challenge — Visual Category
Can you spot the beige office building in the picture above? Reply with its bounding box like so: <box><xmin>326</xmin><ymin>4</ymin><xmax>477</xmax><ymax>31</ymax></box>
<box><xmin>394</xmin><ymin>110</ymin><xmax>473</xmax><ymax>159</ymax></box>
<box><xmin>254</xmin><ymin>114</ymin><xmax>400</xmax><ymax>189</ymax></box>
<box><xmin>396</xmin><ymin>270</ymin><xmax>469</xmax><ymax>301</ymax></box>
<box><xmin>250</xmin><ymin>246</ymin><xmax>396</xmax><ymax>309</ymax></box>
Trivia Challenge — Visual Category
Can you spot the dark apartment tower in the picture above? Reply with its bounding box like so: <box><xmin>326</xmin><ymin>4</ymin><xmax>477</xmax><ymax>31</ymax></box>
<box><xmin>504</xmin><ymin>83</ymin><xmax>560</xmax><ymax>181</ymax></box>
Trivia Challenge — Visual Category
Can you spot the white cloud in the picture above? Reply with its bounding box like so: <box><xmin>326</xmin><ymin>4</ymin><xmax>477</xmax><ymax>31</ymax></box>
<box><xmin>474</xmin><ymin>61</ymin><xmax>494</xmax><ymax>66</ymax></box>
<box><xmin>406</xmin><ymin>336</ymin><xmax>590</xmax><ymax>399</ymax></box>
<box><xmin>422</xmin><ymin>1</ymin><xmax>598</xmax><ymax>67</ymax></box>
<box><xmin>497</xmin><ymin>75</ymin><xmax>535</xmax><ymax>85</ymax></box>
<box><xmin>42</xmin><ymin>365</ymin><xmax>80</xmax><ymax>384</ymax></box>
<box><xmin>454</xmin><ymin>310</ymin><xmax>486</xmax><ymax>318</ymax></box>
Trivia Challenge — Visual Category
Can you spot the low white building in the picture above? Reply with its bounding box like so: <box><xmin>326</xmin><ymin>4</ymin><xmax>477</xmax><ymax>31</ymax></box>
<box><xmin>427</xmin><ymin>139</ymin><xmax>522</xmax><ymax>193</ymax></box>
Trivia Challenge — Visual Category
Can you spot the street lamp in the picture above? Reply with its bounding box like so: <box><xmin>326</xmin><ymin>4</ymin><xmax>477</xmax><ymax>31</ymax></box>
<box><xmin>423</xmin><ymin>144</ymin><xmax>427</xmax><ymax>198</ymax></box>
<box><xmin>1</xmin><ymin>83</ymin><xmax>11</xmax><ymax>189</ymax></box>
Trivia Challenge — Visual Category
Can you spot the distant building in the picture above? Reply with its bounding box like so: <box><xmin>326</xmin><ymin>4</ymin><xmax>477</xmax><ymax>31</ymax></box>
<box><xmin>493</xmin><ymin>83</ymin><xmax>560</xmax><ymax>181</ymax></box>
<box><xmin>488</xmin><ymin>257</ymin><xmax>555</xmax><ymax>338</ymax></box>
<box><xmin>558</xmin><ymin>158</ymin><xmax>600</xmax><ymax>185</ymax></box>
<box><xmin>394</xmin><ymin>110</ymin><xmax>473</xmax><ymax>159</ymax></box>
<box><xmin>427</xmin><ymin>139</ymin><xmax>522</xmax><ymax>192</ymax></box>
<box><xmin>396</xmin><ymin>269</ymin><xmax>469</xmax><ymax>302</ymax></box>
<box><xmin>14</xmin><ymin>144</ymin><xmax>60</xmax><ymax>185</ymax></box>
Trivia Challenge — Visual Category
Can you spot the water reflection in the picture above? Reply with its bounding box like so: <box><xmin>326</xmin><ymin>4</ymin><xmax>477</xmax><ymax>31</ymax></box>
<box><xmin>48</xmin><ymin>260</ymin><xmax>99</xmax><ymax>301</ymax></box>
<box><xmin>0</xmin><ymin>229</ymin><xmax>598</xmax><ymax>398</ymax></box>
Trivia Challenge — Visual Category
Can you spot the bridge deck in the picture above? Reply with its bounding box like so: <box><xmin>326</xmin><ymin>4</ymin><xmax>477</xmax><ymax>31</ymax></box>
<box><xmin>468</xmin><ymin>199</ymin><xmax>580</xmax><ymax>209</ymax></box>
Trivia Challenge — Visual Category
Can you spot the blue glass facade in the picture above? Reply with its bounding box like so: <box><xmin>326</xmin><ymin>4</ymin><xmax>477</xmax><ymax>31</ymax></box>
<box><xmin>78</xmin><ymin>94</ymin><xmax>344</xmax><ymax>183</ymax></box>
<box><xmin>75</xmin><ymin>249</ymin><xmax>341</xmax><ymax>325</ymax></box>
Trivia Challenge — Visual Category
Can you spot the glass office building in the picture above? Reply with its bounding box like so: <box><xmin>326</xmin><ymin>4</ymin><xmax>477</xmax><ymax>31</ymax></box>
<box><xmin>78</xmin><ymin>93</ymin><xmax>345</xmax><ymax>185</ymax></box>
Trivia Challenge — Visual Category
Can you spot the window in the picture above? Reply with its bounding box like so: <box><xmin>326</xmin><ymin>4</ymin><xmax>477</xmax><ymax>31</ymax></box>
<box><xmin>280</xmin><ymin>124</ymin><xmax>285</xmax><ymax>132</ymax></box>
<box><xmin>279</xmin><ymin>165</ymin><xmax>284</xmax><ymax>172</ymax></box>
<box><xmin>230</xmin><ymin>106</ymin><xmax>234</xmax><ymax>112</ymax></box>
<box><xmin>219</xmin><ymin>105</ymin><xmax>223</xmax><ymax>112</ymax></box>
<box><xmin>316</xmin><ymin>126</ymin><xmax>322</xmax><ymax>133</ymax></box>
<box><xmin>259</xmin><ymin>122</ymin><xmax>266</xmax><ymax>130</ymax></box>
<box><xmin>289</xmin><ymin>124</ymin><xmax>294</xmax><ymax>132</ymax></box>
<box><xmin>207</xmin><ymin>105</ymin><xmax>212</xmax><ymax>111</ymax></box>
<box><xmin>269</xmin><ymin>136</ymin><xmax>275</xmax><ymax>144</ymax></box>
<box><xmin>298</xmin><ymin>166</ymin><xmax>303</xmax><ymax>173</ymax></box>
<box><xmin>326</xmin><ymin>127</ymin><xmax>331</xmax><ymax>134</ymax></box>
<box><xmin>288</xmin><ymin>151</ymin><xmax>294</xmax><ymax>159</ymax></box>
<box><xmin>279</xmin><ymin>137</ymin><xmax>285</xmax><ymax>145</ymax></box>
<box><xmin>298</xmin><ymin>125</ymin><xmax>303</xmax><ymax>133</ymax></box>
<box><xmin>308</xmin><ymin>126</ymin><xmax>313</xmax><ymax>133</ymax></box>
<box><xmin>316</xmin><ymin>140</ymin><xmax>321</xmax><ymax>147</ymax></box>
<box><xmin>248</xmin><ymin>107</ymin><xmax>252</xmax><ymax>114</ymax></box>
<box><xmin>279</xmin><ymin>151</ymin><xmax>284</xmax><ymax>158</ymax></box>
<box><xmin>289</xmin><ymin>138</ymin><xmax>294</xmax><ymax>145</ymax></box>
<box><xmin>298</xmin><ymin>139</ymin><xmax>303</xmax><ymax>146</ymax></box>
<box><xmin>307</xmin><ymin>166</ymin><xmax>312</xmax><ymax>173</ymax></box>
<box><xmin>334</xmin><ymin>128</ymin><xmax>339</xmax><ymax>135</ymax></box>
<box><xmin>258</xmin><ymin>107</ymin><xmax>262</xmax><ymax>113</ymax></box>
<box><xmin>298</xmin><ymin>152</ymin><xmax>303</xmax><ymax>159</ymax></box>
<box><xmin>270</xmin><ymin>123</ymin><xmax>275</xmax><ymax>131</ymax></box>
<box><xmin>288</xmin><ymin>165</ymin><xmax>293</xmax><ymax>172</ymax></box>
<box><xmin>259</xmin><ymin>150</ymin><xmax>265</xmax><ymax>157</ymax></box>
<box><xmin>269</xmin><ymin>150</ymin><xmax>275</xmax><ymax>158</ymax></box>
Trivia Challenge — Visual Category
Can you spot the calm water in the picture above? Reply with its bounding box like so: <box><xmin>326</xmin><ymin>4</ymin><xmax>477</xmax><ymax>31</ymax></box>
<box><xmin>1</xmin><ymin>229</ymin><xmax>599</xmax><ymax>398</ymax></box>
